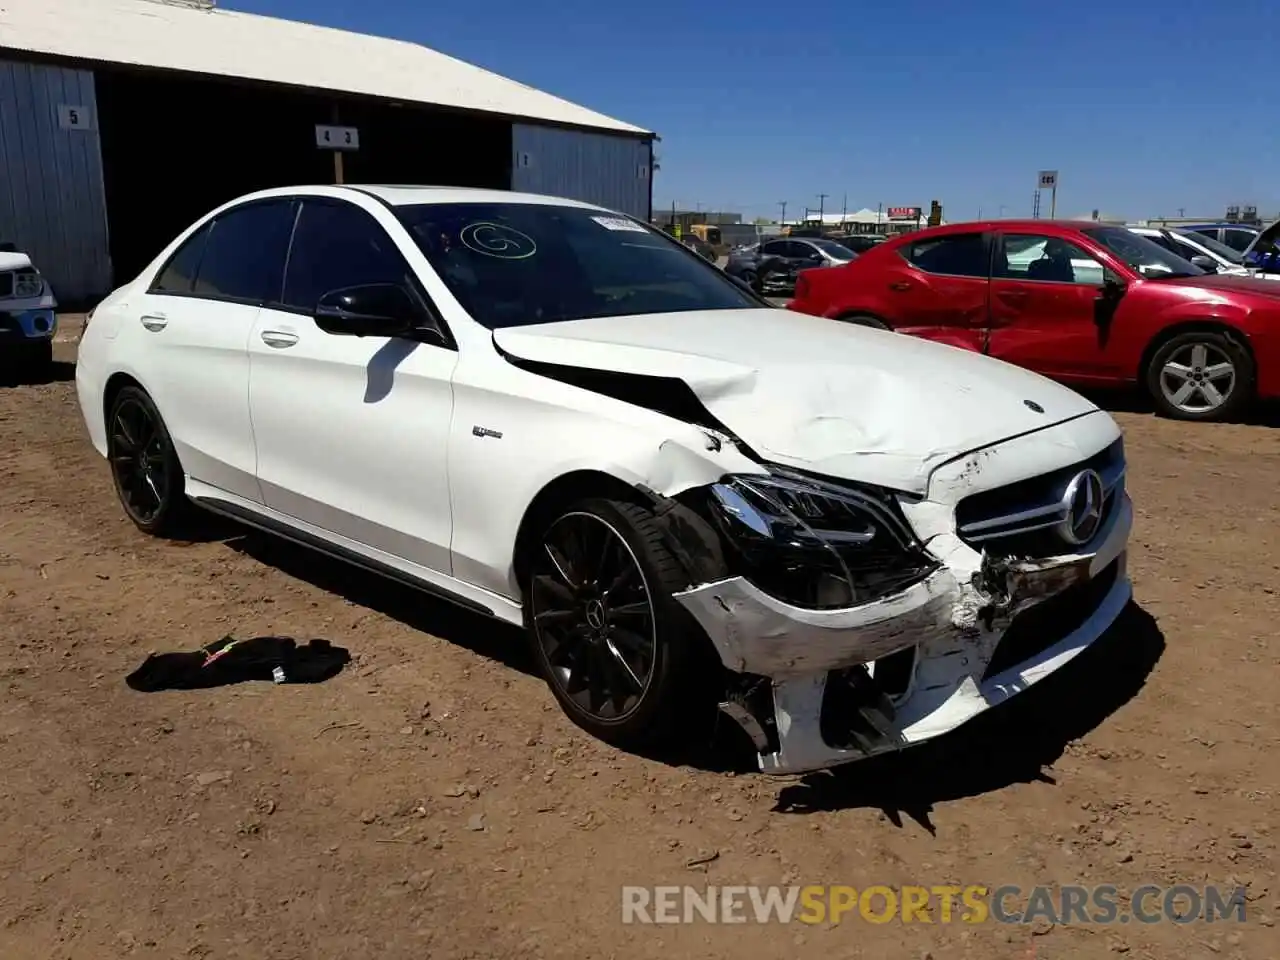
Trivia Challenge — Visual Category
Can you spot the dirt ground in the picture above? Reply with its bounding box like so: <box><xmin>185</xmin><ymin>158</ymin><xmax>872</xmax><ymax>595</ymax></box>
<box><xmin>0</xmin><ymin>330</ymin><xmax>1277</xmax><ymax>960</ymax></box>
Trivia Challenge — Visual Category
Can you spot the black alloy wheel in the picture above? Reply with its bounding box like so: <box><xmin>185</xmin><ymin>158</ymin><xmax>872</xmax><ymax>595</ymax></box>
<box><xmin>526</xmin><ymin>499</ymin><xmax>710</xmax><ymax>749</ymax></box>
<box><xmin>107</xmin><ymin>386</ymin><xmax>191</xmax><ymax>535</ymax></box>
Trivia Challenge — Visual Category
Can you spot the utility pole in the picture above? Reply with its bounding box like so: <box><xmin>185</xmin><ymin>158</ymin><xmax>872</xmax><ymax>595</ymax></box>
<box><xmin>1177</xmin><ymin>207</ymin><xmax>1185</xmax><ymax>218</ymax></box>
<box><xmin>841</xmin><ymin>192</ymin><xmax>847</xmax><ymax>225</ymax></box>
<box><xmin>817</xmin><ymin>193</ymin><xmax>828</xmax><ymax>226</ymax></box>
<box><xmin>778</xmin><ymin>201</ymin><xmax>787</xmax><ymax>226</ymax></box>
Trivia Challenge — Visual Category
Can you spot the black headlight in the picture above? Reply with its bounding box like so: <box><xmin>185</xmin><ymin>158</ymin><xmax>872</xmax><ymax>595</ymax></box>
<box><xmin>704</xmin><ymin>468</ymin><xmax>939</xmax><ymax>609</ymax></box>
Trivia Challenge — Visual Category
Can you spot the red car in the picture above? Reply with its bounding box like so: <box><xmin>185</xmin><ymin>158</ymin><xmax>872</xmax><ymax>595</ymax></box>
<box><xmin>787</xmin><ymin>219</ymin><xmax>1280</xmax><ymax>421</ymax></box>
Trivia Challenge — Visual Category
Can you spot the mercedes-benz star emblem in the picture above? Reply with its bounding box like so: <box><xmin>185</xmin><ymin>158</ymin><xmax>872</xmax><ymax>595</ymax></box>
<box><xmin>1059</xmin><ymin>469</ymin><xmax>1105</xmax><ymax>545</ymax></box>
<box><xmin>1024</xmin><ymin>399</ymin><xmax>1045</xmax><ymax>413</ymax></box>
<box><xmin>584</xmin><ymin>599</ymin><xmax>606</xmax><ymax>631</ymax></box>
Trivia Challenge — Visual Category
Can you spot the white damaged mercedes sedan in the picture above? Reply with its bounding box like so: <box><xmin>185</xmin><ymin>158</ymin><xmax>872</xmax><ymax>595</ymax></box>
<box><xmin>76</xmin><ymin>186</ymin><xmax>1133</xmax><ymax>775</ymax></box>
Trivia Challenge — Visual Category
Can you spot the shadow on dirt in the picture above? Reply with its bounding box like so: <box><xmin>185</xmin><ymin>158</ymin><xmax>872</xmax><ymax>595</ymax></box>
<box><xmin>211</xmin><ymin>521</ymin><xmax>747</xmax><ymax>770</ymax></box>
<box><xmin>200</xmin><ymin>515</ymin><xmax>1164</xmax><ymax>787</ymax></box>
<box><xmin>1081</xmin><ymin>386</ymin><xmax>1280</xmax><ymax>428</ymax></box>
<box><xmin>0</xmin><ymin>360</ymin><xmax>75</xmax><ymax>387</ymax></box>
<box><xmin>221</xmin><ymin>530</ymin><xmax>535</xmax><ymax>677</ymax></box>
<box><xmin>770</xmin><ymin>601</ymin><xmax>1165</xmax><ymax>829</ymax></box>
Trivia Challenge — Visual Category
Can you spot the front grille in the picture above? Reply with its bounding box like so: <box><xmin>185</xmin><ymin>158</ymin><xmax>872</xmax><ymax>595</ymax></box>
<box><xmin>982</xmin><ymin>558</ymin><xmax>1120</xmax><ymax>681</ymax></box>
<box><xmin>0</xmin><ymin>272</ymin><xmax>12</xmax><ymax>298</ymax></box>
<box><xmin>954</xmin><ymin>439</ymin><xmax>1124</xmax><ymax>558</ymax></box>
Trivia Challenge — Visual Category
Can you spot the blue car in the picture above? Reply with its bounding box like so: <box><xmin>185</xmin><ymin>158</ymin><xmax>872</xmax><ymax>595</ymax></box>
<box><xmin>0</xmin><ymin>243</ymin><xmax>58</xmax><ymax>371</ymax></box>
<box><xmin>1241</xmin><ymin>220</ymin><xmax>1280</xmax><ymax>278</ymax></box>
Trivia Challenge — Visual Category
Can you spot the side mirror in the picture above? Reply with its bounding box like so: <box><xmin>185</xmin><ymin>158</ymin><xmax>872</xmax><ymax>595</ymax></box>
<box><xmin>1100</xmin><ymin>274</ymin><xmax>1128</xmax><ymax>298</ymax></box>
<box><xmin>1189</xmin><ymin>255</ymin><xmax>1218</xmax><ymax>272</ymax></box>
<box><xmin>314</xmin><ymin>283</ymin><xmax>421</xmax><ymax>338</ymax></box>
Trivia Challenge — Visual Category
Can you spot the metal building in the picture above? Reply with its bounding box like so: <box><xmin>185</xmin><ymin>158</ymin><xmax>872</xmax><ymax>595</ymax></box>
<box><xmin>0</xmin><ymin>0</ymin><xmax>655</xmax><ymax>305</ymax></box>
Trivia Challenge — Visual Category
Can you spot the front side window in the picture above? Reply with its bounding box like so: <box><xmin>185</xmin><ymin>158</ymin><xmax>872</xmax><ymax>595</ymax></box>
<box><xmin>192</xmin><ymin>200</ymin><xmax>296</xmax><ymax>303</ymax></box>
<box><xmin>150</xmin><ymin>224</ymin><xmax>211</xmax><ymax>294</ymax></box>
<box><xmin>1175</xmin><ymin>230</ymin><xmax>1244</xmax><ymax>264</ymax></box>
<box><xmin>396</xmin><ymin>203</ymin><xmax>759</xmax><ymax>329</ymax></box>
<box><xmin>996</xmin><ymin>233</ymin><xmax>1106</xmax><ymax>285</ymax></box>
<box><xmin>904</xmin><ymin>233</ymin><xmax>988</xmax><ymax>278</ymax></box>
<box><xmin>1082</xmin><ymin>226</ymin><xmax>1206</xmax><ymax>278</ymax></box>
<box><xmin>283</xmin><ymin>200</ymin><xmax>415</xmax><ymax>312</ymax></box>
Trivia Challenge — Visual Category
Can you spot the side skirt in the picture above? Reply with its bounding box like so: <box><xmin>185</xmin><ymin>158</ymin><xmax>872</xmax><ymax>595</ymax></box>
<box><xmin>186</xmin><ymin>484</ymin><xmax>524</xmax><ymax>625</ymax></box>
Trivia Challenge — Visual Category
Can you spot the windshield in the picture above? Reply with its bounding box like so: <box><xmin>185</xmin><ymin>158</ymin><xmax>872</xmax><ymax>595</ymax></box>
<box><xmin>811</xmin><ymin>239</ymin><xmax>855</xmax><ymax>259</ymax></box>
<box><xmin>1175</xmin><ymin>229</ymin><xmax>1243</xmax><ymax>264</ymax></box>
<box><xmin>395</xmin><ymin>203</ymin><xmax>760</xmax><ymax>329</ymax></box>
<box><xmin>1082</xmin><ymin>226</ymin><xmax>1207</xmax><ymax>278</ymax></box>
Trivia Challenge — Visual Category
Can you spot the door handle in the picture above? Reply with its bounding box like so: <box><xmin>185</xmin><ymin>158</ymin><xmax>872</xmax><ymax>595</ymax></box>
<box><xmin>889</xmin><ymin>281</ymin><xmax>913</xmax><ymax>292</ymax></box>
<box><xmin>260</xmin><ymin>330</ymin><xmax>299</xmax><ymax>349</ymax></box>
<box><xmin>999</xmin><ymin>289</ymin><xmax>1029</xmax><ymax>301</ymax></box>
<box><xmin>140</xmin><ymin>314</ymin><xmax>168</xmax><ymax>332</ymax></box>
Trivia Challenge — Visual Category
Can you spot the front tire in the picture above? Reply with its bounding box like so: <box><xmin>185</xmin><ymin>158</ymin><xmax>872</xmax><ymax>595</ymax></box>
<box><xmin>106</xmin><ymin>386</ymin><xmax>195</xmax><ymax>536</ymax></box>
<box><xmin>835</xmin><ymin>312</ymin><xmax>890</xmax><ymax>330</ymax></box>
<box><xmin>525</xmin><ymin>498</ymin><xmax>711</xmax><ymax>751</ymax></box>
<box><xmin>1145</xmin><ymin>329</ymin><xmax>1255</xmax><ymax>422</ymax></box>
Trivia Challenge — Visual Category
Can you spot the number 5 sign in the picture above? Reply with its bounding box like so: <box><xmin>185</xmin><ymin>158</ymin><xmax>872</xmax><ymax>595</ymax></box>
<box><xmin>315</xmin><ymin>125</ymin><xmax>360</xmax><ymax>151</ymax></box>
<box><xmin>57</xmin><ymin>104</ymin><xmax>93</xmax><ymax>130</ymax></box>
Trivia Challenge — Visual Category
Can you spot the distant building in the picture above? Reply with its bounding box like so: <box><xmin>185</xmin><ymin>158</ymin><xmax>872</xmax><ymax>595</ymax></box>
<box><xmin>0</xmin><ymin>0</ymin><xmax>655</xmax><ymax>303</ymax></box>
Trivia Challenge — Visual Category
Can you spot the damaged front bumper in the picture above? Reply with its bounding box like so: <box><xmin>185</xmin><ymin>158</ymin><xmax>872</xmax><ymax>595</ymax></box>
<box><xmin>673</xmin><ymin>490</ymin><xmax>1134</xmax><ymax>776</ymax></box>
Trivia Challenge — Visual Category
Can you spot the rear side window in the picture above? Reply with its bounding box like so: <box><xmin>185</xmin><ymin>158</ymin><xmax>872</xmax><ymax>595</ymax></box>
<box><xmin>904</xmin><ymin>233</ymin><xmax>988</xmax><ymax>278</ymax></box>
<box><xmin>150</xmin><ymin>224</ymin><xmax>211</xmax><ymax>294</ymax></box>
<box><xmin>191</xmin><ymin>200</ymin><xmax>296</xmax><ymax>303</ymax></box>
<box><xmin>281</xmin><ymin>200</ymin><xmax>415</xmax><ymax>312</ymax></box>
<box><xmin>1223</xmin><ymin>229</ymin><xmax>1256</xmax><ymax>252</ymax></box>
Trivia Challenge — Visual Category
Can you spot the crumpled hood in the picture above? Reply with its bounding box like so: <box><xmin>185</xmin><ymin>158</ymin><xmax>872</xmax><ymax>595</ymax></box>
<box><xmin>0</xmin><ymin>251</ymin><xmax>33</xmax><ymax>272</ymax></box>
<box><xmin>493</xmin><ymin>309</ymin><xmax>1101</xmax><ymax>494</ymax></box>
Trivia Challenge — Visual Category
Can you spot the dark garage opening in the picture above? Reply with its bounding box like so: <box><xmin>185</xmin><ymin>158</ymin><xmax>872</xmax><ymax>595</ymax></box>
<box><xmin>95</xmin><ymin>66</ymin><xmax>512</xmax><ymax>285</ymax></box>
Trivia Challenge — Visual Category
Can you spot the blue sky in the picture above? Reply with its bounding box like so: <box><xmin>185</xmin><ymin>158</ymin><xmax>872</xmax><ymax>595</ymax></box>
<box><xmin>229</xmin><ymin>0</ymin><xmax>1278</xmax><ymax>222</ymax></box>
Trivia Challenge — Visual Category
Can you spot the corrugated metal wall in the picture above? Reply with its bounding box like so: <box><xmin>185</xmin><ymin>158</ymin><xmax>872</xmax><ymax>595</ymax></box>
<box><xmin>0</xmin><ymin>58</ymin><xmax>112</xmax><ymax>303</ymax></box>
<box><xmin>511</xmin><ymin>124</ymin><xmax>651</xmax><ymax>219</ymax></box>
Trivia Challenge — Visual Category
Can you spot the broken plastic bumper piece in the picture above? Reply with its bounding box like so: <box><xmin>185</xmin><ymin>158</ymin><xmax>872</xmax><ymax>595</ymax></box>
<box><xmin>674</xmin><ymin>492</ymin><xmax>1133</xmax><ymax>775</ymax></box>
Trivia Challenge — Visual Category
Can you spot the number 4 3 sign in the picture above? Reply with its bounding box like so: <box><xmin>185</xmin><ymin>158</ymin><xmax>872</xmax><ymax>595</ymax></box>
<box><xmin>315</xmin><ymin>125</ymin><xmax>360</xmax><ymax>151</ymax></box>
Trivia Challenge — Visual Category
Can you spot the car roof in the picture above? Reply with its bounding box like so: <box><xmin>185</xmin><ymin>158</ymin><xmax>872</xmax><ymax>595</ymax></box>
<box><xmin>219</xmin><ymin>183</ymin><xmax>615</xmax><ymax>212</ymax></box>
<box><xmin>1180</xmin><ymin>222</ymin><xmax>1257</xmax><ymax>230</ymax></box>
<box><xmin>883</xmin><ymin>219</ymin><xmax>1114</xmax><ymax>242</ymax></box>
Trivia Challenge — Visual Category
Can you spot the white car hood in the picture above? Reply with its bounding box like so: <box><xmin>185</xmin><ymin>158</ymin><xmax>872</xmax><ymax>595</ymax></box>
<box><xmin>493</xmin><ymin>308</ymin><xmax>1100</xmax><ymax>494</ymax></box>
<box><xmin>0</xmin><ymin>251</ymin><xmax>33</xmax><ymax>272</ymax></box>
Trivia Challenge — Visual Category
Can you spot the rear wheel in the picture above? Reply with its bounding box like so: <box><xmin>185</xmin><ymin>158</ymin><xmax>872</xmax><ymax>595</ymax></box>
<box><xmin>1145</xmin><ymin>330</ymin><xmax>1255</xmax><ymax>422</ymax></box>
<box><xmin>835</xmin><ymin>313</ymin><xmax>890</xmax><ymax>330</ymax></box>
<box><xmin>29</xmin><ymin>339</ymin><xmax>52</xmax><ymax>370</ymax></box>
<box><xmin>106</xmin><ymin>386</ymin><xmax>195</xmax><ymax>536</ymax></box>
<box><xmin>525</xmin><ymin>498</ymin><xmax>711</xmax><ymax>751</ymax></box>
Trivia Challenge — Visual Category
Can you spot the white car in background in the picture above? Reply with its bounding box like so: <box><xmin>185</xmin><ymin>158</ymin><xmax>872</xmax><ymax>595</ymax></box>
<box><xmin>74</xmin><ymin>185</ymin><xmax>1133</xmax><ymax>775</ymax></box>
<box><xmin>1126</xmin><ymin>225</ymin><xmax>1269</xmax><ymax>278</ymax></box>
<box><xmin>0</xmin><ymin>243</ymin><xmax>58</xmax><ymax>370</ymax></box>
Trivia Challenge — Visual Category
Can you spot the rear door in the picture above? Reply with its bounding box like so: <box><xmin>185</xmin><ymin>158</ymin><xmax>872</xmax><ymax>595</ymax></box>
<box><xmin>986</xmin><ymin>230</ymin><xmax>1115</xmax><ymax>380</ymax></box>
<box><xmin>126</xmin><ymin>198</ymin><xmax>296</xmax><ymax>502</ymax></box>
<box><xmin>880</xmin><ymin>231</ymin><xmax>991</xmax><ymax>351</ymax></box>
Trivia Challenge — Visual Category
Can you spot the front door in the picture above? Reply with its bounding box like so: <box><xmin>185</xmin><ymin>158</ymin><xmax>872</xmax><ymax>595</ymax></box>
<box><xmin>247</xmin><ymin>197</ymin><xmax>459</xmax><ymax>575</ymax></box>
<box><xmin>986</xmin><ymin>231</ymin><xmax>1114</xmax><ymax>381</ymax></box>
